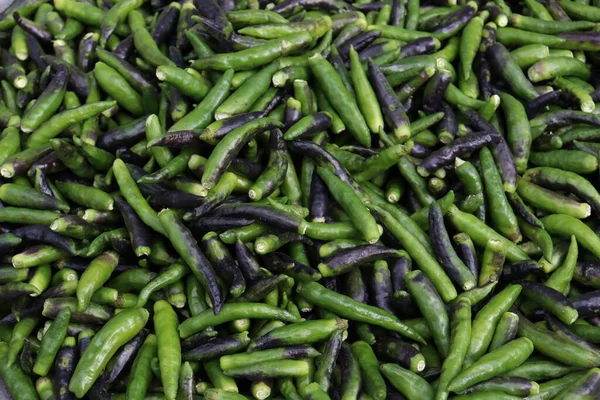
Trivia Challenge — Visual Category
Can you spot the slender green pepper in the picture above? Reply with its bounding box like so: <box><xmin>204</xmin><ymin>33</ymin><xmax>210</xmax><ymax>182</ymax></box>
<box><xmin>405</xmin><ymin>270</ymin><xmax>450</xmax><ymax>357</ymax></box>
<box><xmin>179</xmin><ymin>303</ymin><xmax>300</xmax><ymax>338</ymax></box>
<box><xmin>542</xmin><ymin>214</ymin><xmax>600</xmax><ymax>259</ymax></box>
<box><xmin>26</xmin><ymin>101</ymin><xmax>116</xmax><ymax>148</ymax></box>
<box><xmin>371</xmin><ymin>205</ymin><xmax>457</xmax><ymax>302</ymax></box>
<box><xmin>480</xmin><ymin>147</ymin><xmax>521</xmax><ymax>242</ymax></box>
<box><xmin>449</xmin><ymin>338</ymin><xmax>534</xmax><ymax>393</ymax></box>
<box><xmin>446</xmin><ymin>205</ymin><xmax>529</xmax><ymax>262</ymax></box>
<box><xmin>126</xmin><ymin>334</ymin><xmax>157</xmax><ymax>400</ymax></box>
<box><xmin>33</xmin><ymin>307</ymin><xmax>71</xmax><ymax>376</ymax></box>
<box><xmin>464</xmin><ymin>284</ymin><xmax>522</xmax><ymax>366</ymax></box>
<box><xmin>154</xmin><ymin>300</ymin><xmax>181</xmax><ymax>400</ymax></box>
<box><xmin>436</xmin><ymin>298</ymin><xmax>472</xmax><ymax>400</ymax></box>
<box><xmin>297</xmin><ymin>281</ymin><xmax>425</xmax><ymax>343</ymax></box>
<box><xmin>7</xmin><ymin>316</ymin><xmax>39</xmax><ymax>367</ymax></box>
<box><xmin>352</xmin><ymin>341</ymin><xmax>387</xmax><ymax>400</ymax></box>
<box><xmin>317</xmin><ymin>167</ymin><xmax>380</xmax><ymax>244</ymax></box>
<box><xmin>517</xmin><ymin>312</ymin><xmax>600</xmax><ymax>368</ymax></box>
<box><xmin>77</xmin><ymin>251</ymin><xmax>119</xmax><ymax>312</ymax></box>
<box><xmin>309</xmin><ymin>53</ymin><xmax>371</xmax><ymax>147</ymax></box>
<box><xmin>349</xmin><ymin>46</ymin><xmax>384</xmax><ymax>134</ymax></box>
<box><xmin>192</xmin><ymin>32</ymin><xmax>313</xmax><ymax>70</ymax></box>
<box><xmin>69</xmin><ymin>308</ymin><xmax>149</xmax><ymax>397</ymax></box>
<box><xmin>489</xmin><ymin>312</ymin><xmax>520</xmax><ymax>352</ymax></box>
<box><xmin>113</xmin><ymin>159</ymin><xmax>165</xmax><ymax>235</ymax></box>
<box><xmin>381</xmin><ymin>363</ymin><xmax>434</xmax><ymax>400</ymax></box>
<box><xmin>0</xmin><ymin>342</ymin><xmax>38</xmax><ymax>400</ymax></box>
<box><xmin>0</xmin><ymin>127</ymin><xmax>20</xmax><ymax>167</ymax></box>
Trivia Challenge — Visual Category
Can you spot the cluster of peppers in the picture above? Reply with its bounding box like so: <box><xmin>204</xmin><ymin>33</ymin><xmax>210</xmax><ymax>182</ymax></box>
<box><xmin>3</xmin><ymin>0</ymin><xmax>600</xmax><ymax>398</ymax></box>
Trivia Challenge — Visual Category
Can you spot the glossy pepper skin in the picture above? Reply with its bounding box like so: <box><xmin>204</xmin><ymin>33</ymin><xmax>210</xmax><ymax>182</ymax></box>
<box><xmin>69</xmin><ymin>308</ymin><xmax>149</xmax><ymax>398</ymax></box>
<box><xmin>449</xmin><ymin>338</ymin><xmax>534</xmax><ymax>393</ymax></box>
<box><xmin>154</xmin><ymin>300</ymin><xmax>181</xmax><ymax>400</ymax></box>
<box><xmin>297</xmin><ymin>280</ymin><xmax>425</xmax><ymax>343</ymax></box>
<box><xmin>179</xmin><ymin>303</ymin><xmax>301</xmax><ymax>338</ymax></box>
<box><xmin>436</xmin><ymin>297</ymin><xmax>471</xmax><ymax>400</ymax></box>
<box><xmin>0</xmin><ymin>342</ymin><xmax>38</xmax><ymax>400</ymax></box>
<box><xmin>8</xmin><ymin>0</ymin><xmax>600</xmax><ymax>398</ymax></box>
<box><xmin>32</xmin><ymin>307</ymin><xmax>71</xmax><ymax>376</ymax></box>
<box><xmin>405</xmin><ymin>269</ymin><xmax>450</xmax><ymax>359</ymax></box>
<box><xmin>309</xmin><ymin>54</ymin><xmax>371</xmax><ymax>147</ymax></box>
<box><xmin>464</xmin><ymin>284</ymin><xmax>522</xmax><ymax>366</ymax></box>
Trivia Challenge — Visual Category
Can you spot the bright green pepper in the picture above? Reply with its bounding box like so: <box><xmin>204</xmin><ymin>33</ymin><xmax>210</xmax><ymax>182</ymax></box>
<box><xmin>69</xmin><ymin>308</ymin><xmax>149</xmax><ymax>398</ymax></box>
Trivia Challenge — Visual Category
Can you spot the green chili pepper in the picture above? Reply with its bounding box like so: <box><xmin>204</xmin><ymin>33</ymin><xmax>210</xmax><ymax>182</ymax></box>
<box><xmin>0</xmin><ymin>342</ymin><xmax>38</xmax><ymax>400</ymax></box>
<box><xmin>542</xmin><ymin>214</ymin><xmax>600</xmax><ymax>259</ymax></box>
<box><xmin>297</xmin><ymin>280</ymin><xmax>425</xmax><ymax>343</ymax></box>
<box><xmin>192</xmin><ymin>32</ymin><xmax>313</xmax><ymax>70</ymax></box>
<box><xmin>381</xmin><ymin>363</ymin><xmax>434</xmax><ymax>400</ymax></box>
<box><xmin>126</xmin><ymin>334</ymin><xmax>157</xmax><ymax>400</ymax></box>
<box><xmin>76</xmin><ymin>251</ymin><xmax>119</xmax><ymax>312</ymax></box>
<box><xmin>371</xmin><ymin>205</ymin><xmax>457</xmax><ymax>302</ymax></box>
<box><xmin>69</xmin><ymin>308</ymin><xmax>149</xmax><ymax>397</ymax></box>
<box><xmin>33</xmin><ymin>307</ymin><xmax>71</xmax><ymax>376</ymax></box>
<box><xmin>450</xmin><ymin>338</ymin><xmax>534</xmax><ymax>393</ymax></box>
<box><xmin>352</xmin><ymin>341</ymin><xmax>387</xmax><ymax>400</ymax></box>
<box><xmin>179</xmin><ymin>303</ymin><xmax>300</xmax><ymax>338</ymax></box>
<box><xmin>309</xmin><ymin>53</ymin><xmax>371</xmax><ymax>147</ymax></box>
<box><xmin>26</xmin><ymin>101</ymin><xmax>116</xmax><ymax>148</ymax></box>
<box><xmin>7</xmin><ymin>316</ymin><xmax>40</xmax><ymax>367</ymax></box>
<box><xmin>464</xmin><ymin>284</ymin><xmax>522</xmax><ymax>366</ymax></box>
<box><xmin>153</xmin><ymin>300</ymin><xmax>181</xmax><ymax>400</ymax></box>
<box><xmin>94</xmin><ymin>62</ymin><xmax>144</xmax><ymax>116</ymax></box>
<box><xmin>436</xmin><ymin>297</ymin><xmax>471</xmax><ymax>400</ymax></box>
